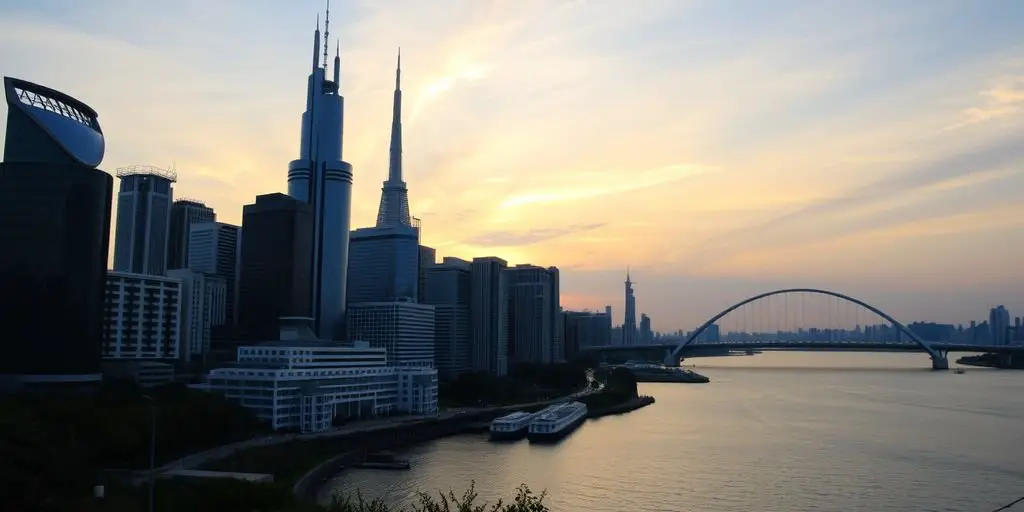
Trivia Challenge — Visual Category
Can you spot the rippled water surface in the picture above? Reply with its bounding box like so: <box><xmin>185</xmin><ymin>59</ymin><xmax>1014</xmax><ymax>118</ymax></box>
<box><xmin>319</xmin><ymin>353</ymin><xmax>1024</xmax><ymax>511</ymax></box>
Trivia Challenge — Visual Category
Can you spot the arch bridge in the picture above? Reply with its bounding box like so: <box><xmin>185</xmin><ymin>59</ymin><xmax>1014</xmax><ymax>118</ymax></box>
<box><xmin>658</xmin><ymin>288</ymin><xmax>949</xmax><ymax>369</ymax></box>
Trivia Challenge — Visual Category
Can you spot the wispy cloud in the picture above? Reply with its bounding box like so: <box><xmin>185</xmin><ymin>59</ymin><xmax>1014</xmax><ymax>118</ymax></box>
<box><xmin>2</xmin><ymin>0</ymin><xmax>1023</xmax><ymax>328</ymax></box>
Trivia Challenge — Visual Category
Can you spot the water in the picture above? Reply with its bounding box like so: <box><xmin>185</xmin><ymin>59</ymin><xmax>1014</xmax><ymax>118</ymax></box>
<box><xmin>319</xmin><ymin>353</ymin><xmax>1024</xmax><ymax>511</ymax></box>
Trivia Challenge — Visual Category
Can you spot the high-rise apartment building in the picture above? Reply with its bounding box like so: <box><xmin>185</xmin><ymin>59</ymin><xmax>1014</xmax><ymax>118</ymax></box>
<box><xmin>424</xmin><ymin>257</ymin><xmax>472</xmax><ymax>379</ymax></box>
<box><xmin>286</xmin><ymin>13</ymin><xmax>353</xmax><ymax>340</ymax></box>
<box><xmin>102</xmin><ymin>271</ymin><xmax>182</xmax><ymax>359</ymax></box>
<box><xmin>168</xmin><ymin>199</ymin><xmax>215</xmax><ymax>270</ymax></box>
<box><xmin>188</xmin><ymin>222</ymin><xmax>241</xmax><ymax>325</ymax></box>
<box><xmin>470</xmin><ymin>257</ymin><xmax>508</xmax><ymax>376</ymax></box>
<box><xmin>112</xmin><ymin>164</ymin><xmax>176</xmax><ymax>275</ymax></box>
<box><xmin>237</xmin><ymin>193</ymin><xmax>314</xmax><ymax>341</ymax></box>
<box><xmin>347</xmin><ymin>302</ymin><xmax>435</xmax><ymax>368</ymax></box>
<box><xmin>0</xmin><ymin>76</ymin><xmax>113</xmax><ymax>388</ymax></box>
<box><xmin>168</xmin><ymin>268</ymin><xmax>226</xmax><ymax>362</ymax></box>
<box><xmin>348</xmin><ymin>225</ymin><xmax>420</xmax><ymax>303</ymax></box>
<box><xmin>506</xmin><ymin>264</ymin><xmax>561</xmax><ymax>364</ymax></box>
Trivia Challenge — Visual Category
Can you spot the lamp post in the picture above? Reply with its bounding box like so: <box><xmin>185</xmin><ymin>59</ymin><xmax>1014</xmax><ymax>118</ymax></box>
<box><xmin>142</xmin><ymin>395</ymin><xmax>156</xmax><ymax>512</ymax></box>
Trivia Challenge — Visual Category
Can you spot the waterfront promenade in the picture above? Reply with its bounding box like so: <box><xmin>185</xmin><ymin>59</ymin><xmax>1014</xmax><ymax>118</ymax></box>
<box><xmin>149</xmin><ymin>386</ymin><xmax>598</xmax><ymax>479</ymax></box>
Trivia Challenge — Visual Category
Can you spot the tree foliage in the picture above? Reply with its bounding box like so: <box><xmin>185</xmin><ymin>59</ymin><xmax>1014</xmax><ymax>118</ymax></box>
<box><xmin>439</xmin><ymin>362</ymin><xmax>588</xmax><ymax>406</ymax></box>
<box><xmin>0</xmin><ymin>379</ymin><xmax>267</xmax><ymax>510</ymax></box>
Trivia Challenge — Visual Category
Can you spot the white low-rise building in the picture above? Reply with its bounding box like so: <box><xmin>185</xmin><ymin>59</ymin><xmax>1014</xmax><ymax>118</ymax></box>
<box><xmin>196</xmin><ymin>319</ymin><xmax>438</xmax><ymax>432</ymax></box>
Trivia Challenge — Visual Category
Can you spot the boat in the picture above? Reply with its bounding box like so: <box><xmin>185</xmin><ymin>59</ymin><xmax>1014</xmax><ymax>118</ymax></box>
<box><xmin>527</xmin><ymin>401</ymin><xmax>588</xmax><ymax>443</ymax></box>
<box><xmin>489</xmin><ymin>411</ymin><xmax>536</xmax><ymax>441</ymax></box>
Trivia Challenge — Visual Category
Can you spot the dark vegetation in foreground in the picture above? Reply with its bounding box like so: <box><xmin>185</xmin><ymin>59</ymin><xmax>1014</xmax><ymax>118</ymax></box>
<box><xmin>439</xmin><ymin>361</ymin><xmax>590</xmax><ymax>406</ymax></box>
<box><xmin>0</xmin><ymin>379</ymin><xmax>266</xmax><ymax>510</ymax></box>
<box><xmin>39</xmin><ymin>478</ymin><xmax>549</xmax><ymax>512</ymax></box>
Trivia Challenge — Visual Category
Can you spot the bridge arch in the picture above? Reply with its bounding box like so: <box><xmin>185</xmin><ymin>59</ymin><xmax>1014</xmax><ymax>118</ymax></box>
<box><xmin>667</xmin><ymin>288</ymin><xmax>941</xmax><ymax>363</ymax></box>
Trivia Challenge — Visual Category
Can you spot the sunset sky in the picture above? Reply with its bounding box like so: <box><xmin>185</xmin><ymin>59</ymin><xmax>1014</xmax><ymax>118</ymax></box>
<box><xmin>2</xmin><ymin>0</ymin><xmax>1023</xmax><ymax>330</ymax></box>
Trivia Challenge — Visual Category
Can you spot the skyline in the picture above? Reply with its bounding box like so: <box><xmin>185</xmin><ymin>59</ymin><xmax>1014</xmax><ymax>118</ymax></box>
<box><xmin>1</xmin><ymin>1</ymin><xmax>1022</xmax><ymax>329</ymax></box>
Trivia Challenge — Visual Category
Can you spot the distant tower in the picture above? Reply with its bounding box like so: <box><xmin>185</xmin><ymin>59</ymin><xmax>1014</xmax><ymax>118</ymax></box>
<box><xmin>286</xmin><ymin>7</ymin><xmax>354</xmax><ymax>340</ymax></box>
<box><xmin>623</xmin><ymin>268</ymin><xmax>637</xmax><ymax>345</ymax></box>
<box><xmin>376</xmin><ymin>49</ymin><xmax>412</xmax><ymax>228</ymax></box>
<box><xmin>112</xmin><ymin>165</ymin><xmax>176</xmax><ymax>275</ymax></box>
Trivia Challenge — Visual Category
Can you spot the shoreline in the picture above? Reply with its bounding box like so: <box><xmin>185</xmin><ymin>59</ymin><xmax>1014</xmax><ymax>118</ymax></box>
<box><xmin>300</xmin><ymin>394</ymin><xmax>655</xmax><ymax>504</ymax></box>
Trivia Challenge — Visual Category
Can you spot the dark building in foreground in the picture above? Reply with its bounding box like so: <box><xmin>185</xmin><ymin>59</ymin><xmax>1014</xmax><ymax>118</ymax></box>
<box><xmin>237</xmin><ymin>193</ymin><xmax>314</xmax><ymax>341</ymax></box>
<box><xmin>0</xmin><ymin>76</ymin><xmax>113</xmax><ymax>389</ymax></box>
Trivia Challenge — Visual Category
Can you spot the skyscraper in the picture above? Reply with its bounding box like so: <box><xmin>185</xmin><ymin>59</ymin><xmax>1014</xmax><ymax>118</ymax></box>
<box><xmin>347</xmin><ymin>54</ymin><xmax>421</xmax><ymax>304</ymax></box>
<box><xmin>237</xmin><ymin>193</ymin><xmax>314</xmax><ymax>341</ymax></box>
<box><xmin>623</xmin><ymin>269</ymin><xmax>637</xmax><ymax>345</ymax></box>
<box><xmin>168</xmin><ymin>198</ymin><xmax>215</xmax><ymax>270</ymax></box>
<box><xmin>639</xmin><ymin>313</ymin><xmax>652</xmax><ymax>344</ymax></box>
<box><xmin>112</xmin><ymin>164</ymin><xmax>176</xmax><ymax>275</ymax></box>
<box><xmin>507</xmin><ymin>264</ymin><xmax>560</xmax><ymax>364</ymax></box>
<box><xmin>188</xmin><ymin>222</ymin><xmax>241</xmax><ymax>325</ymax></box>
<box><xmin>0</xmin><ymin>76</ymin><xmax>113</xmax><ymax>388</ymax></box>
<box><xmin>376</xmin><ymin>50</ymin><xmax>412</xmax><ymax>228</ymax></box>
<box><xmin>990</xmin><ymin>305</ymin><xmax>1010</xmax><ymax>345</ymax></box>
<box><xmin>424</xmin><ymin>257</ymin><xmax>472</xmax><ymax>379</ymax></box>
<box><xmin>470</xmin><ymin>257</ymin><xmax>508</xmax><ymax>376</ymax></box>
<box><xmin>286</xmin><ymin>8</ymin><xmax>353</xmax><ymax>340</ymax></box>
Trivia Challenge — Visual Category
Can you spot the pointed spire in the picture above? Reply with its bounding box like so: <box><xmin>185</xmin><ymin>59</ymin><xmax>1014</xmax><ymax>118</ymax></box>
<box><xmin>312</xmin><ymin>14</ymin><xmax>321</xmax><ymax>70</ymax></box>
<box><xmin>333</xmin><ymin>41</ymin><xmax>340</xmax><ymax>86</ymax></box>
<box><xmin>396</xmin><ymin>47</ymin><xmax>402</xmax><ymax>90</ymax></box>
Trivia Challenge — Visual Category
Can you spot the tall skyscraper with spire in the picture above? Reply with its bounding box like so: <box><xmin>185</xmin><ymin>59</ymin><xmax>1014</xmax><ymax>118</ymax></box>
<box><xmin>286</xmin><ymin>6</ymin><xmax>354</xmax><ymax>340</ymax></box>
<box><xmin>348</xmin><ymin>51</ymin><xmax>420</xmax><ymax>303</ymax></box>
<box><xmin>376</xmin><ymin>49</ymin><xmax>411</xmax><ymax>228</ymax></box>
<box><xmin>623</xmin><ymin>269</ymin><xmax>637</xmax><ymax>345</ymax></box>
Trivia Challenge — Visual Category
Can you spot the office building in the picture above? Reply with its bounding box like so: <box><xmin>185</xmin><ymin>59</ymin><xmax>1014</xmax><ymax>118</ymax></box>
<box><xmin>562</xmin><ymin>310</ymin><xmax>613</xmax><ymax>360</ymax></box>
<box><xmin>102</xmin><ymin>271</ymin><xmax>182</xmax><ymax>360</ymax></box>
<box><xmin>168</xmin><ymin>199</ymin><xmax>216</xmax><ymax>270</ymax></box>
<box><xmin>506</xmin><ymin>264</ymin><xmax>561</xmax><ymax>364</ymax></box>
<box><xmin>198</xmin><ymin>319</ymin><xmax>437</xmax><ymax>432</ymax></box>
<box><xmin>424</xmin><ymin>257</ymin><xmax>472</xmax><ymax>379</ymax></box>
<box><xmin>0</xmin><ymin>76</ymin><xmax>113</xmax><ymax>389</ymax></box>
<box><xmin>347</xmin><ymin>302</ymin><xmax>435</xmax><ymax>368</ymax></box>
<box><xmin>112</xmin><ymin>164</ymin><xmax>176</xmax><ymax>275</ymax></box>
<box><xmin>470</xmin><ymin>257</ymin><xmax>509</xmax><ymax>376</ymax></box>
<box><xmin>990</xmin><ymin>305</ymin><xmax>1011</xmax><ymax>345</ymax></box>
<box><xmin>168</xmin><ymin>268</ymin><xmax>226</xmax><ymax>362</ymax></box>
<box><xmin>286</xmin><ymin>10</ymin><xmax>354</xmax><ymax>340</ymax></box>
<box><xmin>188</xmin><ymin>221</ymin><xmax>241</xmax><ymax>325</ymax></box>
<box><xmin>238</xmin><ymin>193</ymin><xmax>314</xmax><ymax>341</ymax></box>
<box><xmin>348</xmin><ymin>225</ymin><xmax>420</xmax><ymax>303</ymax></box>
<box><xmin>623</xmin><ymin>269</ymin><xmax>637</xmax><ymax>345</ymax></box>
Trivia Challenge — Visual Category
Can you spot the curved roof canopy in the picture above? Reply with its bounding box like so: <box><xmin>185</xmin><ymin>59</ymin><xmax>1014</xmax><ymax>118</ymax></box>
<box><xmin>3</xmin><ymin>76</ymin><xmax>105</xmax><ymax>168</ymax></box>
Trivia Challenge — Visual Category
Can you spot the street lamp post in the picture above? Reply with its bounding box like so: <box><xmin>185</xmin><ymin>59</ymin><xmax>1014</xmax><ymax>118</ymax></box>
<box><xmin>142</xmin><ymin>395</ymin><xmax>156</xmax><ymax>512</ymax></box>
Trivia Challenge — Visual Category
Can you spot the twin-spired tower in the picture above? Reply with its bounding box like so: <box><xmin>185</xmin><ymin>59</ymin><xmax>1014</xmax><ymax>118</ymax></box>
<box><xmin>287</xmin><ymin>8</ymin><xmax>353</xmax><ymax>340</ymax></box>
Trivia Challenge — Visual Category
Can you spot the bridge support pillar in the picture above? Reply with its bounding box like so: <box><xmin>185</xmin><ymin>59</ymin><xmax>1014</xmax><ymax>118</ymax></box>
<box><xmin>931</xmin><ymin>352</ymin><xmax>949</xmax><ymax>371</ymax></box>
<box><xmin>662</xmin><ymin>352</ymin><xmax>680</xmax><ymax>367</ymax></box>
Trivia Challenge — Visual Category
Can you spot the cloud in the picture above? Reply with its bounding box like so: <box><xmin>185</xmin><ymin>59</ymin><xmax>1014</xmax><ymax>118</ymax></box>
<box><xmin>462</xmin><ymin>222</ymin><xmax>606</xmax><ymax>247</ymax></box>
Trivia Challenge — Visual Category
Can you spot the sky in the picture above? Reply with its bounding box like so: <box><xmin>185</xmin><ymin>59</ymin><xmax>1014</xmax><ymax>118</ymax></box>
<box><xmin>1</xmin><ymin>0</ymin><xmax>1023</xmax><ymax>331</ymax></box>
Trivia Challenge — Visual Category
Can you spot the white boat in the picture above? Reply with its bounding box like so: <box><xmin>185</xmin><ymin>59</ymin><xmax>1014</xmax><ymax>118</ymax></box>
<box><xmin>527</xmin><ymin>401</ymin><xmax>588</xmax><ymax>443</ymax></box>
<box><xmin>489</xmin><ymin>411</ymin><xmax>536</xmax><ymax>441</ymax></box>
